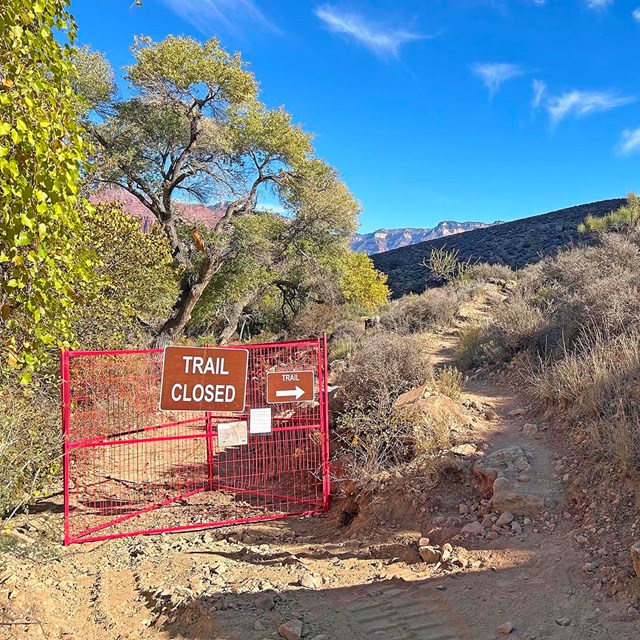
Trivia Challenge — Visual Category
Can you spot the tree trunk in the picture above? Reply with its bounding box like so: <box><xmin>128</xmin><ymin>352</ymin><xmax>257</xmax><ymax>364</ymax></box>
<box><xmin>216</xmin><ymin>289</ymin><xmax>259</xmax><ymax>345</ymax></box>
<box><xmin>152</xmin><ymin>248</ymin><xmax>220</xmax><ymax>348</ymax></box>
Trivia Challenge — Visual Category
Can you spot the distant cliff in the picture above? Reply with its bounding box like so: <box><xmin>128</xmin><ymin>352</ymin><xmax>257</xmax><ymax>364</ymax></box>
<box><xmin>351</xmin><ymin>220</ymin><xmax>498</xmax><ymax>254</ymax></box>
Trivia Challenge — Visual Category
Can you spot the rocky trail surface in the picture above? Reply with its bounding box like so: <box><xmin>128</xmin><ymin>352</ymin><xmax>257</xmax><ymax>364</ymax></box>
<box><xmin>1</xmin><ymin>331</ymin><xmax>639</xmax><ymax>639</ymax></box>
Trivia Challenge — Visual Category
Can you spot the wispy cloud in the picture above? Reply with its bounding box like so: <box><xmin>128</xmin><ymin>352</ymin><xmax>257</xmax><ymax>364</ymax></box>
<box><xmin>618</xmin><ymin>128</ymin><xmax>640</xmax><ymax>155</ymax></box>
<box><xmin>633</xmin><ymin>8</ymin><xmax>640</xmax><ymax>22</ymax></box>
<box><xmin>472</xmin><ymin>62</ymin><xmax>525</xmax><ymax>98</ymax></box>
<box><xmin>315</xmin><ymin>5</ymin><xmax>423</xmax><ymax>58</ymax></box>
<box><xmin>585</xmin><ymin>0</ymin><xmax>614</xmax><ymax>10</ymax></box>
<box><xmin>532</xmin><ymin>79</ymin><xmax>546</xmax><ymax>109</ymax></box>
<box><xmin>546</xmin><ymin>90</ymin><xmax>634</xmax><ymax>124</ymax></box>
<box><xmin>161</xmin><ymin>0</ymin><xmax>278</xmax><ymax>36</ymax></box>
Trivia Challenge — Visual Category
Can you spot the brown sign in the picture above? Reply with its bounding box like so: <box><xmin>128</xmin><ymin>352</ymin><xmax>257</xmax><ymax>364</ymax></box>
<box><xmin>266</xmin><ymin>370</ymin><xmax>315</xmax><ymax>404</ymax></box>
<box><xmin>160</xmin><ymin>346</ymin><xmax>248</xmax><ymax>412</ymax></box>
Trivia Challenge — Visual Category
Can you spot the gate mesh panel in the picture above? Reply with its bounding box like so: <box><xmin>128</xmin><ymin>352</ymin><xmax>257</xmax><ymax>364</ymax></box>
<box><xmin>62</xmin><ymin>339</ymin><xmax>329</xmax><ymax>544</ymax></box>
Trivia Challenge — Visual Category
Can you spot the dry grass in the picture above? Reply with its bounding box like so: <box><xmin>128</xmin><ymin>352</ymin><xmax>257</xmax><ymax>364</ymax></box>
<box><xmin>432</xmin><ymin>365</ymin><xmax>465</xmax><ymax>401</ymax></box>
<box><xmin>529</xmin><ymin>329</ymin><xmax>640</xmax><ymax>475</ymax></box>
<box><xmin>336</xmin><ymin>331</ymin><xmax>432</xmax><ymax>411</ymax></box>
<box><xmin>0</xmin><ymin>382</ymin><xmax>60</xmax><ymax>517</ymax></box>
<box><xmin>336</xmin><ymin>402</ymin><xmax>457</xmax><ymax>491</ymax></box>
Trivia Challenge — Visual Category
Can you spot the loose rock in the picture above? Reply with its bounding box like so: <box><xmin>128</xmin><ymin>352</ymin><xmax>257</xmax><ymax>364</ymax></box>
<box><xmin>256</xmin><ymin>593</ymin><xmax>276</xmax><ymax>610</ymax></box>
<box><xmin>278</xmin><ymin>619</ymin><xmax>303</xmax><ymax>640</ymax></box>
<box><xmin>497</xmin><ymin>622</ymin><xmax>514</xmax><ymax>634</ymax></box>
<box><xmin>555</xmin><ymin>617</ymin><xmax>571</xmax><ymax>627</ymax></box>
<box><xmin>461</xmin><ymin>522</ymin><xmax>484</xmax><ymax>536</ymax></box>
<box><xmin>496</xmin><ymin>512</ymin><xmax>515</xmax><ymax>526</ymax></box>
<box><xmin>419</xmin><ymin>546</ymin><xmax>441</xmax><ymax>564</ymax></box>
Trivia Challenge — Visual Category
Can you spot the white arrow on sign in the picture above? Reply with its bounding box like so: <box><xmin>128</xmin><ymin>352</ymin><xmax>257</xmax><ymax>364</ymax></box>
<box><xmin>275</xmin><ymin>386</ymin><xmax>305</xmax><ymax>400</ymax></box>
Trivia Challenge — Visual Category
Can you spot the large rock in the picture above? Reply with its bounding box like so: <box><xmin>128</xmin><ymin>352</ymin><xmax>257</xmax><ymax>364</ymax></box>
<box><xmin>394</xmin><ymin>386</ymin><xmax>469</xmax><ymax>428</ymax></box>
<box><xmin>473</xmin><ymin>446</ymin><xmax>545</xmax><ymax>516</ymax></box>
<box><xmin>492</xmin><ymin>477</ymin><xmax>545</xmax><ymax>515</ymax></box>
<box><xmin>473</xmin><ymin>446</ymin><xmax>532</xmax><ymax>489</ymax></box>
<box><xmin>278</xmin><ymin>620</ymin><xmax>303</xmax><ymax>640</ymax></box>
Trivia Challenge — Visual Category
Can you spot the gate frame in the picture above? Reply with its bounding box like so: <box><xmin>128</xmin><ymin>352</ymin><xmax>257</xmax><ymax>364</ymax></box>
<box><xmin>61</xmin><ymin>336</ymin><xmax>331</xmax><ymax>545</ymax></box>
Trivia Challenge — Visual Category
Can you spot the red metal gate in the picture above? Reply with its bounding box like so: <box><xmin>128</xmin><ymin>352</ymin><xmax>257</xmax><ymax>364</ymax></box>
<box><xmin>61</xmin><ymin>337</ymin><xmax>330</xmax><ymax>545</ymax></box>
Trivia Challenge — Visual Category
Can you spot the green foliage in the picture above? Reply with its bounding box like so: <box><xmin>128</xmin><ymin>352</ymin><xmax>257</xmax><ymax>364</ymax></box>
<box><xmin>579</xmin><ymin>193</ymin><xmax>640</xmax><ymax>235</ymax></box>
<box><xmin>337</xmin><ymin>252</ymin><xmax>390</xmax><ymax>315</ymax></box>
<box><xmin>424</xmin><ymin>246</ymin><xmax>474</xmax><ymax>284</ymax></box>
<box><xmin>74</xmin><ymin>203</ymin><xmax>180</xmax><ymax>349</ymax></box>
<box><xmin>74</xmin><ymin>36</ymin><xmax>370</xmax><ymax>344</ymax></box>
<box><xmin>0</xmin><ymin>0</ymin><xmax>92</xmax><ymax>381</ymax></box>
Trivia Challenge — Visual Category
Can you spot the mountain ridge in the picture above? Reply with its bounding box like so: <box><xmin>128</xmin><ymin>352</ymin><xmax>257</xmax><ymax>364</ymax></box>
<box><xmin>352</xmin><ymin>220</ymin><xmax>500</xmax><ymax>254</ymax></box>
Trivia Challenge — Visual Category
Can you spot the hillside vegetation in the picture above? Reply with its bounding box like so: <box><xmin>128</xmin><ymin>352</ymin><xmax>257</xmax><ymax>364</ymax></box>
<box><xmin>456</xmin><ymin>194</ymin><xmax>640</xmax><ymax>479</ymax></box>
<box><xmin>373</xmin><ymin>198</ymin><xmax>625</xmax><ymax>297</ymax></box>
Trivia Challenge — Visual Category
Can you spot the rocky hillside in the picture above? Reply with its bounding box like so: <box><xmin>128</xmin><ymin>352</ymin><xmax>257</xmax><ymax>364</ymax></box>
<box><xmin>351</xmin><ymin>221</ymin><xmax>498</xmax><ymax>254</ymax></box>
<box><xmin>372</xmin><ymin>198</ymin><xmax>626</xmax><ymax>297</ymax></box>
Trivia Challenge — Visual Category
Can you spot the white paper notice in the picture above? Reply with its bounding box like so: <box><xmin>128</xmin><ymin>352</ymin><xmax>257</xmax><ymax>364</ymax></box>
<box><xmin>249</xmin><ymin>407</ymin><xmax>272</xmax><ymax>434</ymax></box>
<box><xmin>218</xmin><ymin>420</ymin><xmax>248</xmax><ymax>447</ymax></box>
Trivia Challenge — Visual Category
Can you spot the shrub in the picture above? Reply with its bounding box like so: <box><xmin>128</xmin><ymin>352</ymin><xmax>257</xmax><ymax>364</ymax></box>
<box><xmin>336</xmin><ymin>401</ymin><xmax>455</xmax><ymax>488</ymax></box>
<box><xmin>469</xmin><ymin>262</ymin><xmax>515</xmax><ymax>283</ymax></box>
<box><xmin>424</xmin><ymin>246</ymin><xmax>474</xmax><ymax>284</ymax></box>
<box><xmin>458</xmin><ymin>234</ymin><xmax>640</xmax><ymax>366</ymax></box>
<box><xmin>579</xmin><ymin>193</ymin><xmax>640</xmax><ymax>235</ymax></box>
<box><xmin>336</xmin><ymin>332</ymin><xmax>431</xmax><ymax>411</ymax></box>
<box><xmin>0</xmin><ymin>382</ymin><xmax>60</xmax><ymax>516</ymax></box>
<box><xmin>379</xmin><ymin>288</ymin><xmax>459</xmax><ymax>334</ymax></box>
<box><xmin>433</xmin><ymin>365</ymin><xmax>465</xmax><ymax>401</ymax></box>
<box><xmin>456</xmin><ymin>322</ymin><xmax>493</xmax><ymax>370</ymax></box>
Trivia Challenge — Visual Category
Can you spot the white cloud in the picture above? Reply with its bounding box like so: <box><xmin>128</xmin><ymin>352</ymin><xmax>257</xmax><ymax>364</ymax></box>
<box><xmin>532</xmin><ymin>79</ymin><xmax>546</xmax><ymax>109</ymax></box>
<box><xmin>633</xmin><ymin>8</ymin><xmax>640</xmax><ymax>22</ymax></box>
<box><xmin>315</xmin><ymin>5</ymin><xmax>422</xmax><ymax>58</ymax></box>
<box><xmin>472</xmin><ymin>62</ymin><xmax>525</xmax><ymax>98</ymax></box>
<box><xmin>585</xmin><ymin>0</ymin><xmax>613</xmax><ymax>9</ymax></box>
<box><xmin>546</xmin><ymin>90</ymin><xmax>634</xmax><ymax>124</ymax></box>
<box><xmin>161</xmin><ymin>0</ymin><xmax>278</xmax><ymax>36</ymax></box>
<box><xmin>618</xmin><ymin>128</ymin><xmax>640</xmax><ymax>155</ymax></box>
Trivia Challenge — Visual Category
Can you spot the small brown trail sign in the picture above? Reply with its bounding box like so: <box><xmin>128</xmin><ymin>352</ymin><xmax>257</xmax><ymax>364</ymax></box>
<box><xmin>266</xmin><ymin>370</ymin><xmax>315</xmax><ymax>403</ymax></box>
<box><xmin>160</xmin><ymin>346</ymin><xmax>248</xmax><ymax>412</ymax></box>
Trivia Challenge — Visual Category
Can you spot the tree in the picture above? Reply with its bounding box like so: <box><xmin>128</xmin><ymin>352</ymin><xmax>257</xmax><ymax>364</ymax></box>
<box><xmin>75</xmin><ymin>35</ymin><xmax>349</xmax><ymax>346</ymax></box>
<box><xmin>0</xmin><ymin>0</ymin><xmax>93</xmax><ymax>381</ymax></box>
<box><xmin>74</xmin><ymin>203</ymin><xmax>180</xmax><ymax>349</ymax></box>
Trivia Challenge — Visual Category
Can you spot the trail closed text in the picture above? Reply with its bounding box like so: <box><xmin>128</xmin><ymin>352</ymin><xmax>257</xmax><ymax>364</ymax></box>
<box><xmin>160</xmin><ymin>346</ymin><xmax>248</xmax><ymax>412</ymax></box>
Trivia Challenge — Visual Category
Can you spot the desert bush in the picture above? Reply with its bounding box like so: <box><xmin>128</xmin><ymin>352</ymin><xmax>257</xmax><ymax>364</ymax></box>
<box><xmin>458</xmin><ymin>234</ymin><xmax>640</xmax><ymax>367</ymax></box>
<box><xmin>579</xmin><ymin>193</ymin><xmax>640</xmax><ymax>235</ymax></box>
<box><xmin>456</xmin><ymin>322</ymin><xmax>496</xmax><ymax>369</ymax></box>
<box><xmin>530</xmin><ymin>329</ymin><xmax>640</xmax><ymax>475</ymax></box>
<box><xmin>424</xmin><ymin>246</ymin><xmax>474</xmax><ymax>284</ymax></box>
<box><xmin>0</xmin><ymin>383</ymin><xmax>60</xmax><ymax>516</ymax></box>
<box><xmin>379</xmin><ymin>287</ymin><xmax>459</xmax><ymax>334</ymax></box>
<box><xmin>433</xmin><ymin>365</ymin><xmax>465</xmax><ymax>401</ymax></box>
<box><xmin>336</xmin><ymin>332</ymin><xmax>431</xmax><ymax>411</ymax></box>
<box><xmin>336</xmin><ymin>402</ymin><xmax>455</xmax><ymax>486</ymax></box>
<box><xmin>469</xmin><ymin>262</ymin><xmax>515</xmax><ymax>283</ymax></box>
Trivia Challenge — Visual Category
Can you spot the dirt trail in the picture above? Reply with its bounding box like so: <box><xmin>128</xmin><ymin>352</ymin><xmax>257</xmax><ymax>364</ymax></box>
<box><xmin>1</xmin><ymin>328</ymin><xmax>639</xmax><ymax>639</ymax></box>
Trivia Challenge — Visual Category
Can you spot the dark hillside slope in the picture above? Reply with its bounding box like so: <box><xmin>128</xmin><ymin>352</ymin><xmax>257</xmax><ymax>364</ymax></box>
<box><xmin>372</xmin><ymin>199</ymin><xmax>625</xmax><ymax>297</ymax></box>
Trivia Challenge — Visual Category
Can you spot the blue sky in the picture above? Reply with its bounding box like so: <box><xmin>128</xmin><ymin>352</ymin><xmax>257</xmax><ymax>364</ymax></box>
<box><xmin>71</xmin><ymin>0</ymin><xmax>640</xmax><ymax>233</ymax></box>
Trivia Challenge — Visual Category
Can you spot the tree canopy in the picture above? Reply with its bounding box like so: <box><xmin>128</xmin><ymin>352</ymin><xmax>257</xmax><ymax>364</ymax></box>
<box><xmin>75</xmin><ymin>35</ymin><xmax>386</xmax><ymax>344</ymax></box>
<box><xmin>0</xmin><ymin>0</ymin><xmax>93</xmax><ymax>381</ymax></box>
